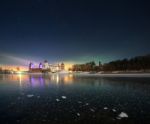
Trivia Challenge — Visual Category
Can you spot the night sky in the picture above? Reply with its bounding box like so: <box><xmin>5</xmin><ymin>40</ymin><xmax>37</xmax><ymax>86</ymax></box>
<box><xmin>0</xmin><ymin>0</ymin><xmax>150</xmax><ymax>65</ymax></box>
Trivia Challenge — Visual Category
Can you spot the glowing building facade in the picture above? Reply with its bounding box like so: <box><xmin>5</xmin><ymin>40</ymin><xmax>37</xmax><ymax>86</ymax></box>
<box><xmin>28</xmin><ymin>61</ymin><xmax>65</xmax><ymax>73</ymax></box>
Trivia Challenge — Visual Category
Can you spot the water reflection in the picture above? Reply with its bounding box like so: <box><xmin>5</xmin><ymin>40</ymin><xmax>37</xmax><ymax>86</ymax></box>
<box><xmin>29</xmin><ymin>75</ymin><xmax>45</xmax><ymax>87</ymax></box>
<box><xmin>28</xmin><ymin>74</ymin><xmax>73</xmax><ymax>87</ymax></box>
<box><xmin>0</xmin><ymin>74</ymin><xmax>74</xmax><ymax>88</ymax></box>
<box><xmin>1</xmin><ymin>74</ymin><xmax>150</xmax><ymax>97</ymax></box>
<box><xmin>19</xmin><ymin>74</ymin><xmax>22</xmax><ymax>87</ymax></box>
<box><xmin>1</xmin><ymin>74</ymin><xmax>150</xmax><ymax>89</ymax></box>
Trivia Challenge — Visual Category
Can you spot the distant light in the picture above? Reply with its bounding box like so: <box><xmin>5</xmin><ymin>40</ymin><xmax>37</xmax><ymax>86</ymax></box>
<box><xmin>17</xmin><ymin>71</ymin><xmax>23</xmax><ymax>74</ymax></box>
<box><xmin>69</xmin><ymin>70</ymin><xmax>73</xmax><ymax>73</ymax></box>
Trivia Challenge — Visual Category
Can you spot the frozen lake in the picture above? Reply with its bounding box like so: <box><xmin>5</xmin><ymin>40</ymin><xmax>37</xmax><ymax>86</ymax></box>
<box><xmin>0</xmin><ymin>74</ymin><xmax>150</xmax><ymax>124</ymax></box>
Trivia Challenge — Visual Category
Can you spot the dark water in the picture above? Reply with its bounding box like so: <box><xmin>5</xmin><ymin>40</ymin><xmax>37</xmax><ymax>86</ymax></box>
<box><xmin>0</xmin><ymin>74</ymin><xmax>150</xmax><ymax>124</ymax></box>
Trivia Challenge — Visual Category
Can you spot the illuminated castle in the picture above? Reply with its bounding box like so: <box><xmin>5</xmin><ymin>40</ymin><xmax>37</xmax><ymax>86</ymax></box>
<box><xmin>29</xmin><ymin>60</ymin><xmax>65</xmax><ymax>73</ymax></box>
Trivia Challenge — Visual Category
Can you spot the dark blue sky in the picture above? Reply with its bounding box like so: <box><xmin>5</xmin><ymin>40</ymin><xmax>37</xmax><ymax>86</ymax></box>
<box><xmin>0</xmin><ymin>0</ymin><xmax>150</xmax><ymax>64</ymax></box>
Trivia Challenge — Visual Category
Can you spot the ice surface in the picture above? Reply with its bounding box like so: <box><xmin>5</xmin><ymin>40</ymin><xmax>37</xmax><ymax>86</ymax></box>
<box><xmin>85</xmin><ymin>103</ymin><xmax>89</xmax><ymax>106</ymax></box>
<box><xmin>37</xmin><ymin>96</ymin><xmax>40</xmax><ymax>98</ymax></box>
<box><xmin>17</xmin><ymin>97</ymin><xmax>21</xmax><ymax>100</ymax></box>
<box><xmin>78</xmin><ymin>101</ymin><xmax>82</xmax><ymax>104</ymax></box>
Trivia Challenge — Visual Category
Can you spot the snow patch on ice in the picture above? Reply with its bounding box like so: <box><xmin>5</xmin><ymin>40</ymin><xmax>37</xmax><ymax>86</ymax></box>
<box><xmin>118</xmin><ymin>112</ymin><xmax>128</xmax><ymax>118</ymax></box>
<box><xmin>27</xmin><ymin>94</ymin><xmax>34</xmax><ymax>98</ymax></box>
<box><xmin>85</xmin><ymin>103</ymin><xmax>89</xmax><ymax>106</ymax></box>
<box><xmin>77</xmin><ymin>113</ymin><xmax>80</xmax><ymax>116</ymax></box>
<box><xmin>90</xmin><ymin>108</ymin><xmax>95</xmax><ymax>112</ymax></box>
<box><xmin>78</xmin><ymin>101</ymin><xmax>82</xmax><ymax>104</ymax></box>
<box><xmin>56</xmin><ymin>99</ymin><xmax>60</xmax><ymax>102</ymax></box>
<box><xmin>61</xmin><ymin>96</ymin><xmax>67</xmax><ymax>99</ymax></box>
<box><xmin>112</xmin><ymin>109</ymin><xmax>116</xmax><ymax>112</ymax></box>
<box><xmin>104</xmin><ymin>107</ymin><xmax>108</xmax><ymax>110</ymax></box>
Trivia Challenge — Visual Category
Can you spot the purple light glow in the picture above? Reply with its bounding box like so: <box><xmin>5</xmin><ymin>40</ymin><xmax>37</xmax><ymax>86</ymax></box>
<box><xmin>39</xmin><ymin>63</ymin><xmax>43</xmax><ymax>69</ymax></box>
<box><xmin>31</xmin><ymin>63</ymin><xmax>34</xmax><ymax>69</ymax></box>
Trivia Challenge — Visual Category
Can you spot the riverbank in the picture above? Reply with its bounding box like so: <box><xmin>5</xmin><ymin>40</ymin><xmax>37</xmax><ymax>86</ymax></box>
<box><xmin>27</xmin><ymin>71</ymin><xmax>150</xmax><ymax>78</ymax></box>
<box><xmin>72</xmin><ymin>72</ymin><xmax>150</xmax><ymax>77</ymax></box>
<box><xmin>1</xmin><ymin>71</ymin><xmax>150</xmax><ymax>77</ymax></box>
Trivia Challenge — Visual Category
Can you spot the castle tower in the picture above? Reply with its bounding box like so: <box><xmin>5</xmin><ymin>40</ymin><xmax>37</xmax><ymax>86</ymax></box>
<box><xmin>29</xmin><ymin>62</ymin><xmax>34</xmax><ymax>71</ymax></box>
<box><xmin>60</xmin><ymin>63</ymin><xmax>65</xmax><ymax>70</ymax></box>
<box><xmin>39</xmin><ymin>63</ymin><xmax>43</xmax><ymax>69</ymax></box>
<box><xmin>43</xmin><ymin>60</ymin><xmax>49</xmax><ymax>69</ymax></box>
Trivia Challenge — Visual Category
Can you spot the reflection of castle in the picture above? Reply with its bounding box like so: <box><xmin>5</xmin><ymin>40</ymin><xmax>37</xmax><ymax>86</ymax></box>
<box><xmin>29</xmin><ymin>60</ymin><xmax>65</xmax><ymax>73</ymax></box>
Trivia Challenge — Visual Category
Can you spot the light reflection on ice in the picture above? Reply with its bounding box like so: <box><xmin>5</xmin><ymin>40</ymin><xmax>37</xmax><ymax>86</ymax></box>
<box><xmin>27</xmin><ymin>94</ymin><xmax>34</xmax><ymax>98</ymax></box>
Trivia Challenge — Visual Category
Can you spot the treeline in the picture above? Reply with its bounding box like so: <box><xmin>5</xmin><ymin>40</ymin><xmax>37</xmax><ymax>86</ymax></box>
<box><xmin>70</xmin><ymin>61</ymin><xmax>100</xmax><ymax>72</ymax></box>
<box><xmin>71</xmin><ymin>55</ymin><xmax>150</xmax><ymax>72</ymax></box>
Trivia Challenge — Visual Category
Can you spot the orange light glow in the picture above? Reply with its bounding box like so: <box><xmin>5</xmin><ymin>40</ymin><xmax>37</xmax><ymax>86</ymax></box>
<box><xmin>1</xmin><ymin>65</ymin><xmax>28</xmax><ymax>72</ymax></box>
<box><xmin>64</xmin><ymin>63</ymin><xmax>73</xmax><ymax>70</ymax></box>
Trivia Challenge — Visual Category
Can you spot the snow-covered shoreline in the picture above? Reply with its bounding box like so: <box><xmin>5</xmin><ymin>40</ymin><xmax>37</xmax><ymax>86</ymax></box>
<box><xmin>73</xmin><ymin>72</ymin><xmax>150</xmax><ymax>77</ymax></box>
